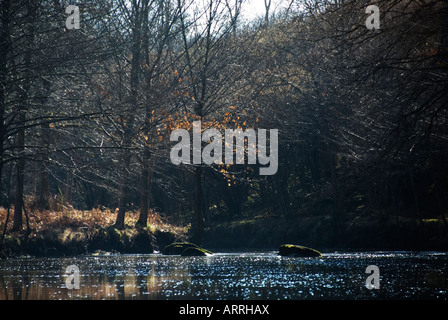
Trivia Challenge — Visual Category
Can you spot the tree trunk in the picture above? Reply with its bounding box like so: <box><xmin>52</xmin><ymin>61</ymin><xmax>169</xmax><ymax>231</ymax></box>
<box><xmin>12</xmin><ymin>110</ymin><xmax>25</xmax><ymax>232</ymax></box>
<box><xmin>136</xmin><ymin>0</ymin><xmax>153</xmax><ymax>228</ymax></box>
<box><xmin>137</xmin><ymin>151</ymin><xmax>154</xmax><ymax>227</ymax></box>
<box><xmin>115</xmin><ymin>184</ymin><xmax>127</xmax><ymax>229</ymax></box>
<box><xmin>113</xmin><ymin>0</ymin><xmax>142</xmax><ymax>228</ymax></box>
<box><xmin>38</xmin><ymin>123</ymin><xmax>51</xmax><ymax>210</ymax></box>
<box><xmin>192</xmin><ymin>166</ymin><xmax>204</xmax><ymax>245</ymax></box>
<box><xmin>264</xmin><ymin>0</ymin><xmax>271</xmax><ymax>25</ymax></box>
<box><xmin>12</xmin><ymin>0</ymin><xmax>34</xmax><ymax>230</ymax></box>
<box><xmin>114</xmin><ymin>152</ymin><xmax>131</xmax><ymax>229</ymax></box>
<box><xmin>12</xmin><ymin>138</ymin><xmax>24</xmax><ymax>232</ymax></box>
<box><xmin>13</xmin><ymin>116</ymin><xmax>32</xmax><ymax>233</ymax></box>
<box><xmin>64</xmin><ymin>170</ymin><xmax>73</xmax><ymax>204</ymax></box>
<box><xmin>36</xmin><ymin>76</ymin><xmax>52</xmax><ymax>210</ymax></box>
<box><xmin>0</xmin><ymin>0</ymin><xmax>11</xmax><ymax>198</ymax></box>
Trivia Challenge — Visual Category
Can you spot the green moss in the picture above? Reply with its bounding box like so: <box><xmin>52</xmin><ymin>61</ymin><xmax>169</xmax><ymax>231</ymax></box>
<box><xmin>162</xmin><ymin>242</ymin><xmax>213</xmax><ymax>256</ymax></box>
<box><xmin>1</xmin><ymin>236</ymin><xmax>22</xmax><ymax>258</ymax></box>
<box><xmin>132</xmin><ymin>229</ymin><xmax>153</xmax><ymax>253</ymax></box>
<box><xmin>181</xmin><ymin>247</ymin><xmax>213</xmax><ymax>256</ymax></box>
<box><xmin>278</xmin><ymin>244</ymin><xmax>321</xmax><ymax>257</ymax></box>
<box><xmin>422</xmin><ymin>219</ymin><xmax>441</xmax><ymax>224</ymax></box>
<box><xmin>162</xmin><ymin>242</ymin><xmax>200</xmax><ymax>255</ymax></box>
<box><xmin>230</xmin><ymin>220</ymin><xmax>256</xmax><ymax>228</ymax></box>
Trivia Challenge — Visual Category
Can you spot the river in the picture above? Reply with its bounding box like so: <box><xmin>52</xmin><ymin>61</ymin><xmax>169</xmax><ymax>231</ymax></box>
<box><xmin>0</xmin><ymin>251</ymin><xmax>447</xmax><ymax>300</ymax></box>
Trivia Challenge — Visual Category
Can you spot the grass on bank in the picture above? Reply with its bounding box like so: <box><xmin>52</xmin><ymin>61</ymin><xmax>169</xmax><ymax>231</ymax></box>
<box><xmin>0</xmin><ymin>205</ymin><xmax>187</xmax><ymax>237</ymax></box>
<box><xmin>0</xmin><ymin>205</ymin><xmax>188</xmax><ymax>258</ymax></box>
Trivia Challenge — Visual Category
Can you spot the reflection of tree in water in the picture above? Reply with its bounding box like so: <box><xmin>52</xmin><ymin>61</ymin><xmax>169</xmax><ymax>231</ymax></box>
<box><xmin>0</xmin><ymin>256</ymin><xmax>154</xmax><ymax>299</ymax></box>
<box><xmin>88</xmin><ymin>256</ymin><xmax>192</xmax><ymax>299</ymax></box>
<box><xmin>0</xmin><ymin>273</ymin><xmax>30</xmax><ymax>300</ymax></box>
<box><xmin>143</xmin><ymin>257</ymin><xmax>192</xmax><ymax>299</ymax></box>
<box><xmin>0</xmin><ymin>259</ymin><xmax>63</xmax><ymax>299</ymax></box>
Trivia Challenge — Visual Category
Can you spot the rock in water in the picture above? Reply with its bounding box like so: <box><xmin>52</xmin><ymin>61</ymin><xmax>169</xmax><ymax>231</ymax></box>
<box><xmin>278</xmin><ymin>244</ymin><xmax>321</xmax><ymax>257</ymax></box>
<box><xmin>162</xmin><ymin>242</ymin><xmax>201</xmax><ymax>255</ymax></box>
<box><xmin>181</xmin><ymin>247</ymin><xmax>213</xmax><ymax>256</ymax></box>
<box><xmin>162</xmin><ymin>242</ymin><xmax>213</xmax><ymax>256</ymax></box>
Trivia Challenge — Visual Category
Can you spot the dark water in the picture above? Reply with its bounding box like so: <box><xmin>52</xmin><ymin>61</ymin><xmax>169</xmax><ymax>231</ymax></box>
<box><xmin>0</xmin><ymin>251</ymin><xmax>447</xmax><ymax>300</ymax></box>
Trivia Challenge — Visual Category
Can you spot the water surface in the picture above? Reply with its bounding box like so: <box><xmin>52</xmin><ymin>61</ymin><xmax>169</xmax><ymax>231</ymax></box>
<box><xmin>0</xmin><ymin>251</ymin><xmax>447</xmax><ymax>300</ymax></box>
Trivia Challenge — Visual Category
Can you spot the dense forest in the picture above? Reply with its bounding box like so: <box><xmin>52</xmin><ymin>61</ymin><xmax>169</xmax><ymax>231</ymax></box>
<box><xmin>0</xmin><ymin>0</ymin><xmax>447</xmax><ymax>255</ymax></box>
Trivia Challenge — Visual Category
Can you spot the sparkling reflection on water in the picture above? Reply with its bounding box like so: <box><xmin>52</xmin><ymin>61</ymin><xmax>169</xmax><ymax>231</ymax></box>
<box><xmin>0</xmin><ymin>251</ymin><xmax>447</xmax><ymax>300</ymax></box>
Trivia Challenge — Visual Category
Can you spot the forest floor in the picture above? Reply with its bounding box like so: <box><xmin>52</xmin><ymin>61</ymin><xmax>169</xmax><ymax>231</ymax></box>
<box><xmin>0</xmin><ymin>207</ymin><xmax>187</xmax><ymax>259</ymax></box>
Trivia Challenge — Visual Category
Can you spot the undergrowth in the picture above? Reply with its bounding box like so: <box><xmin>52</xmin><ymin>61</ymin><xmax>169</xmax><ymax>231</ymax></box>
<box><xmin>0</xmin><ymin>205</ymin><xmax>186</xmax><ymax>237</ymax></box>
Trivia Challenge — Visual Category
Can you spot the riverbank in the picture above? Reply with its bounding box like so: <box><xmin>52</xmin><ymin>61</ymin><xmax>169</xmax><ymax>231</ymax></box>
<box><xmin>2</xmin><ymin>207</ymin><xmax>447</xmax><ymax>258</ymax></box>
<box><xmin>0</xmin><ymin>208</ymin><xmax>187</xmax><ymax>259</ymax></box>
<box><xmin>203</xmin><ymin>212</ymin><xmax>448</xmax><ymax>251</ymax></box>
